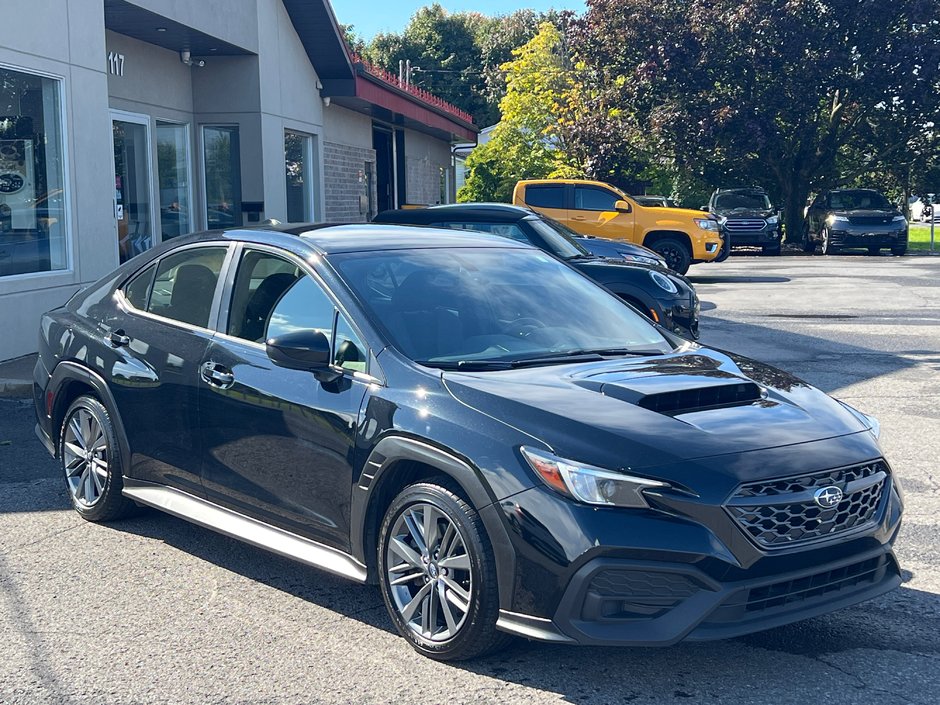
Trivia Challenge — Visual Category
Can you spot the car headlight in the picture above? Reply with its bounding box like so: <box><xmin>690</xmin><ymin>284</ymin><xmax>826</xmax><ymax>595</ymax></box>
<box><xmin>767</xmin><ymin>215</ymin><xmax>779</xmax><ymax>225</ymax></box>
<box><xmin>693</xmin><ymin>218</ymin><xmax>720</xmax><ymax>231</ymax></box>
<box><xmin>837</xmin><ymin>400</ymin><xmax>881</xmax><ymax>440</ymax></box>
<box><xmin>826</xmin><ymin>215</ymin><xmax>850</xmax><ymax>225</ymax></box>
<box><xmin>892</xmin><ymin>215</ymin><xmax>907</xmax><ymax>224</ymax></box>
<box><xmin>649</xmin><ymin>270</ymin><xmax>679</xmax><ymax>294</ymax></box>
<box><xmin>521</xmin><ymin>447</ymin><xmax>667</xmax><ymax>508</ymax></box>
<box><xmin>623</xmin><ymin>254</ymin><xmax>663</xmax><ymax>267</ymax></box>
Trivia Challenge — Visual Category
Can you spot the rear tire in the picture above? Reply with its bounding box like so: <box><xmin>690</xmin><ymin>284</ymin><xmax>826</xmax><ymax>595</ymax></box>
<box><xmin>649</xmin><ymin>238</ymin><xmax>692</xmax><ymax>275</ymax></box>
<box><xmin>378</xmin><ymin>481</ymin><xmax>511</xmax><ymax>661</ymax></box>
<box><xmin>60</xmin><ymin>395</ymin><xmax>135</xmax><ymax>522</ymax></box>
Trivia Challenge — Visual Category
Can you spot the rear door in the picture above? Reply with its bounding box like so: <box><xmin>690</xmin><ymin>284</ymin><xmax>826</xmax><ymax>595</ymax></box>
<box><xmin>570</xmin><ymin>184</ymin><xmax>638</xmax><ymax>242</ymax></box>
<box><xmin>519</xmin><ymin>183</ymin><xmax>568</xmax><ymax>224</ymax></box>
<box><xmin>196</xmin><ymin>246</ymin><xmax>371</xmax><ymax>549</ymax></box>
<box><xmin>111</xmin><ymin>243</ymin><xmax>232</xmax><ymax>495</ymax></box>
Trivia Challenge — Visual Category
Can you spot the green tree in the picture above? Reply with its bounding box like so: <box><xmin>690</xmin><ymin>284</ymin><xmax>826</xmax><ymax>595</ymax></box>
<box><xmin>570</xmin><ymin>0</ymin><xmax>940</xmax><ymax>240</ymax></box>
<box><xmin>459</xmin><ymin>23</ymin><xmax>583</xmax><ymax>202</ymax></box>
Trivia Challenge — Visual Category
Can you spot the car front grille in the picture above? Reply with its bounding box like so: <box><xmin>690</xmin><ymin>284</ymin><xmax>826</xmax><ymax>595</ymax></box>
<box><xmin>725</xmin><ymin>460</ymin><xmax>889</xmax><ymax>549</ymax></box>
<box><xmin>723</xmin><ymin>219</ymin><xmax>767</xmax><ymax>233</ymax></box>
<box><xmin>847</xmin><ymin>216</ymin><xmax>893</xmax><ymax>225</ymax></box>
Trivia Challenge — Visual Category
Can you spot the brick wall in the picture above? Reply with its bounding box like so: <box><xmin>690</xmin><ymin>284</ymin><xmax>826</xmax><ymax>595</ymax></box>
<box><xmin>405</xmin><ymin>155</ymin><xmax>444</xmax><ymax>206</ymax></box>
<box><xmin>323</xmin><ymin>142</ymin><xmax>376</xmax><ymax>223</ymax></box>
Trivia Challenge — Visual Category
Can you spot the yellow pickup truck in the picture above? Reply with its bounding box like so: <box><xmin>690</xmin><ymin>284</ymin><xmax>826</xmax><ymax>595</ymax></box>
<box><xmin>513</xmin><ymin>179</ymin><xmax>725</xmax><ymax>274</ymax></box>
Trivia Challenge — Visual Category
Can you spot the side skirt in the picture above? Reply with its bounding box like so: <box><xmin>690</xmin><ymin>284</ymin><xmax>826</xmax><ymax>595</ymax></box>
<box><xmin>122</xmin><ymin>480</ymin><xmax>368</xmax><ymax>583</ymax></box>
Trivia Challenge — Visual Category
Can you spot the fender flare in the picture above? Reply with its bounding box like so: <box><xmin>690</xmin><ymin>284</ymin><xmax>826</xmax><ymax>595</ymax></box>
<box><xmin>48</xmin><ymin>361</ymin><xmax>132</xmax><ymax>472</ymax></box>
<box><xmin>351</xmin><ymin>435</ymin><xmax>517</xmax><ymax>607</ymax></box>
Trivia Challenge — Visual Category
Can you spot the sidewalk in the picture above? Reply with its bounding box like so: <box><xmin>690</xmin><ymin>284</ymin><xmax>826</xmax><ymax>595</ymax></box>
<box><xmin>0</xmin><ymin>354</ymin><xmax>36</xmax><ymax>399</ymax></box>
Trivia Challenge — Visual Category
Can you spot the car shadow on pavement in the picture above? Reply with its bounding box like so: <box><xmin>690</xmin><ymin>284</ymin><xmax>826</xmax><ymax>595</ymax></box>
<box><xmin>689</xmin><ymin>274</ymin><xmax>791</xmax><ymax>284</ymax></box>
<box><xmin>455</xmin><ymin>583</ymin><xmax>940</xmax><ymax>704</ymax></box>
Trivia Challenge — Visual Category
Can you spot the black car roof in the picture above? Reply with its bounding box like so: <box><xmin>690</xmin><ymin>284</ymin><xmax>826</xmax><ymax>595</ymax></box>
<box><xmin>179</xmin><ymin>222</ymin><xmax>530</xmax><ymax>256</ymax></box>
<box><xmin>375</xmin><ymin>204</ymin><xmax>534</xmax><ymax>224</ymax></box>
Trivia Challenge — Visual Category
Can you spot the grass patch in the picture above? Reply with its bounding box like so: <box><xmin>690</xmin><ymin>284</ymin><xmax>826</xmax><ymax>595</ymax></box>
<box><xmin>909</xmin><ymin>223</ymin><xmax>940</xmax><ymax>252</ymax></box>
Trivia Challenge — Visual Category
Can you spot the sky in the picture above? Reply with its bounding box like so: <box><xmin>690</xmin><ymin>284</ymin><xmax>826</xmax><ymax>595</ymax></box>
<box><xmin>329</xmin><ymin>1</ymin><xmax>587</xmax><ymax>40</ymax></box>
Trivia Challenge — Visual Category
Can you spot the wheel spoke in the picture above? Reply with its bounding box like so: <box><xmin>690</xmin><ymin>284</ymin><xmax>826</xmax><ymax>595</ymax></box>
<box><xmin>64</xmin><ymin>441</ymin><xmax>85</xmax><ymax>458</ymax></box>
<box><xmin>421</xmin><ymin>587</ymin><xmax>437</xmax><ymax>636</ymax></box>
<box><xmin>389</xmin><ymin>537</ymin><xmax>424</xmax><ymax>570</ymax></box>
<box><xmin>74</xmin><ymin>466</ymin><xmax>90</xmax><ymax>500</ymax></box>
<box><xmin>83</xmin><ymin>468</ymin><xmax>96</xmax><ymax>501</ymax></box>
<box><xmin>438</xmin><ymin>522</ymin><xmax>455</xmax><ymax>559</ymax></box>
<box><xmin>65</xmin><ymin>455</ymin><xmax>85</xmax><ymax>475</ymax></box>
<box><xmin>438</xmin><ymin>582</ymin><xmax>458</xmax><ymax>634</ymax></box>
<box><xmin>423</xmin><ymin>505</ymin><xmax>440</xmax><ymax>553</ymax></box>
<box><xmin>81</xmin><ymin>412</ymin><xmax>94</xmax><ymax>450</ymax></box>
<box><xmin>438</xmin><ymin>553</ymin><xmax>470</xmax><ymax>572</ymax></box>
<box><xmin>91</xmin><ymin>466</ymin><xmax>105</xmax><ymax>494</ymax></box>
<box><xmin>404</xmin><ymin>510</ymin><xmax>427</xmax><ymax>554</ymax></box>
<box><xmin>389</xmin><ymin>571</ymin><xmax>425</xmax><ymax>586</ymax></box>
<box><xmin>441</xmin><ymin>576</ymin><xmax>470</xmax><ymax>606</ymax></box>
<box><xmin>69</xmin><ymin>416</ymin><xmax>85</xmax><ymax>447</ymax></box>
<box><xmin>400</xmin><ymin>581</ymin><xmax>433</xmax><ymax>622</ymax></box>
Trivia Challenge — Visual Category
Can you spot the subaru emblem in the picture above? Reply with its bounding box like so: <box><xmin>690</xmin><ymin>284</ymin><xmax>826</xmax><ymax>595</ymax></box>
<box><xmin>814</xmin><ymin>486</ymin><xmax>844</xmax><ymax>509</ymax></box>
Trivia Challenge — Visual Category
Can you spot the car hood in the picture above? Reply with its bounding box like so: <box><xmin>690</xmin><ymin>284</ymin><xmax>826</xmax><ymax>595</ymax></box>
<box><xmin>573</xmin><ymin>257</ymin><xmax>692</xmax><ymax>288</ymax></box>
<box><xmin>714</xmin><ymin>209</ymin><xmax>774</xmax><ymax>219</ymax></box>
<box><xmin>442</xmin><ymin>347</ymin><xmax>869</xmax><ymax>477</ymax></box>
<box><xmin>833</xmin><ymin>209</ymin><xmax>899</xmax><ymax>218</ymax></box>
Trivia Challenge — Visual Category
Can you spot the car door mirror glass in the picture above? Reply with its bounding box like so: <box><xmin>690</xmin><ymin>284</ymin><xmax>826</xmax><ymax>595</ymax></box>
<box><xmin>614</xmin><ymin>200</ymin><xmax>631</xmax><ymax>213</ymax></box>
<box><xmin>266</xmin><ymin>330</ymin><xmax>332</xmax><ymax>371</ymax></box>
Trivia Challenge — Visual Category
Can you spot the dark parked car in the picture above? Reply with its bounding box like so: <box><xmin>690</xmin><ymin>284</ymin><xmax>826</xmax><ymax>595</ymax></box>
<box><xmin>804</xmin><ymin>189</ymin><xmax>908</xmax><ymax>256</ymax></box>
<box><xmin>546</xmin><ymin>220</ymin><xmax>668</xmax><ymax>267</ymax></box>
<box><xmin>374</xmin><ymin>204</ymin><xmax>698</xmax><ymax>339</ymax></box>
<box><xmin>634</xmin><ymin>195</ymin><xmax>679</xmax><ymax>208</ymax></box>
<box><xmin>707</xmin><ymin>187</ymin><xmax>783</xmax><ymax>255</ymax></box>
<box><xmin>35</xmin><ymin>224</ymin><xmax>903</xmax><ymax>661</ymax></box>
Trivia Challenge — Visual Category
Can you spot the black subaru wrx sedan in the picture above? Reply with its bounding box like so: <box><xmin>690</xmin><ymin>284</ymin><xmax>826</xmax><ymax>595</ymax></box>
<box><xmin>374</xmin><ymin>204</ymin><xmax>700</xmax><ymax>339</ymax></box>
<box><xmin>34</xmin><ymin>224</ymin><xmax>902</xmax><ymax>661</ymax></box>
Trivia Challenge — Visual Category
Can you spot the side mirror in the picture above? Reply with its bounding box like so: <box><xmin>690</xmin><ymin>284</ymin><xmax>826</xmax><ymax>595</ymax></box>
<box><xmin>266</xmin><ymin>330</ymin><xmax>331</xmax><ymax>371</ymax></box>
<box><xmin>700</xmin><ymin>206</ymin><xmax>709</xmax><ymax>212</ymax></box>
<box><xmin>614</xmin><ymin>200</ymin><xmax>631</xmax><ymax>213</ymax></box>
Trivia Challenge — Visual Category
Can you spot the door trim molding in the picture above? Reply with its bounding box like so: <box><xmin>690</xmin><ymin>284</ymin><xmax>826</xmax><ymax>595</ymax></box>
<box><xmin>122</xmin><ymin>479</ymin><xmax>368</xmax><ymax>583</ymax></box>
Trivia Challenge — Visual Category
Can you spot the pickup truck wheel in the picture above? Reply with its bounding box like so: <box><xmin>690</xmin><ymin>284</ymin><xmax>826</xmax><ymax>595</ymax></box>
<box><xmin>649</xmin><ymin>239</ymin><xmax>691</xmax><ymax>275</ymax></box>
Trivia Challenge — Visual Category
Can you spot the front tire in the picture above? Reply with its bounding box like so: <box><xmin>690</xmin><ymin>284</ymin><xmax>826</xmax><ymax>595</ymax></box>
<box><xmin>892</xmin><ymin>245</ymin><xmax>907</xmax><ymax>256</ymax></box>
<box><xmin>762</xmin><ymin>244</ymin><xmax>781</xmax><ymax>256</ymax></box>
<box><xmin>867</xmin><ymin>246</ymin><xmax>881</xmax><ymax>256</ymax></box>
<box><xmin>649</xmin><ymin>238</ymin><xmax>692</xmax><ymax>274</ymax></box>
<box><xmin>60</xmin><ymin>395</ymin><xmax>135</xmax><ymax>522</ymax></box>
<box><xmin>378</xmin><ymin>481</ymin><xmax>508</xmax><ymax>661</ymax></box>
<box><xmin>820</xmin><ymin>227</ymin><xmax>838</xmax><ymax>255</ymax></box>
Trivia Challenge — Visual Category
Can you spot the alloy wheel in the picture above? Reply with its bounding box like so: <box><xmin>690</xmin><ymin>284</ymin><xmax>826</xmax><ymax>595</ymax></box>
<box><xmin>62</xmin><ymin>408</ymin><xmax>108</xmax><ymax>507</ymax></box>
<box><xmin>385</xmin><ymin>502</ymin><xmax>473</xmax><ymax>642</ymax></box>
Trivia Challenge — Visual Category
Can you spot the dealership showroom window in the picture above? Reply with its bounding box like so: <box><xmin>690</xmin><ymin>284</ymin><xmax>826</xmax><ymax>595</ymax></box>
<box><xmin>0</xmin><ymin>66</ymin><xmax>67</xmax><ymax>278</ymax></box>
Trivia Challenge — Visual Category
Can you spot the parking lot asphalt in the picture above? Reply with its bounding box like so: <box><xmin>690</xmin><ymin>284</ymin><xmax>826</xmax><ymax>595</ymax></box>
<box><xmin>1</xmin><ymin>254</ymin><xmax>939</xmax><ymax>705</ymax></box>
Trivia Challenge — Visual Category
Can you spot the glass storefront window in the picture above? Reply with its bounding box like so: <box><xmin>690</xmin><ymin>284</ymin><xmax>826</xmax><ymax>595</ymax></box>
<box><xmin>113</xmin><ymin>117</ymin><xmax>153</xmax><ymax>263</ymax></box>
<box><xmin>285</xmin><ymin>130</ymin><xmax>314</xmax><ymax>222</ymax></box>
<box><xmin>203</xmin><ymin>125</ymin><xmax>241</xmax><ymax>229</ymax></box>
<box><xmin>157</xmin><ymin>122</ymin><xmax>192</xmax><ymax>240</ymax></box>
<box><xmin>0</xmin><ymin>67</ymin><xmax>67</xmax><ymax>277</ymax></box>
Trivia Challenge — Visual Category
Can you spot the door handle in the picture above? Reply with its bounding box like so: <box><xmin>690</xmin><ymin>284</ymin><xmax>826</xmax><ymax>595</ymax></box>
<box><xmin>108</xmin><ymin>329</ymin><xmax>130</xmax><ymax>347</ymax></box>
<box><xmin>571</xmin><ymin>215</ymin><xmax>587</xmax><ymax>221</ymax></box>
<box><xmin>200</xmin><ymin>362</ymin><xmax>235</xmax><ymax>388</ymax></box>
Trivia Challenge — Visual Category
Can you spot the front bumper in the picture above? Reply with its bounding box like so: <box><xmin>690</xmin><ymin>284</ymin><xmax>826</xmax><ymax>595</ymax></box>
<box><xmin>829</xmin><ymin>226</ymin><xmax>907</xmax><ymax>248</ymax></box>
<box><xmin>655</xmin><ymin>273</ymin><xmax>699</xmax><ymax>340</ymax></box>
<box><xmin>495</xmin><ymin>458</ymin><xmax>903</xmax><ymax>646</ymax></box>
<box><xmin>723</xmin><ymin>222</ymin><xmax>782</xmax><ymax>247</ymax></box>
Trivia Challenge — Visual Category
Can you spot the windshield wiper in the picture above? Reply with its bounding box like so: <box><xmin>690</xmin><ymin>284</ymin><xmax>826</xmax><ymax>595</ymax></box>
<box><xmin>418</xmin><ymin>360</ymin><xmax>514</xmax><ymax>371</ymax></box>
<box><xmin>509</xmin><ymin>348</ymin><xmax>666</xmax><ymax>368</ymax></box>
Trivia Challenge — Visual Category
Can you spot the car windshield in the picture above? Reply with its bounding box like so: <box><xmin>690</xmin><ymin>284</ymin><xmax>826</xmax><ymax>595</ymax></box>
<box><xmin>714</xmin><ymin>192</ymin><xmax>772</xmax><ymax>210</ymax></box>
<box><xmin>829</xmin><ymin>190</ymin><xmax>892</xmax><ymax>211</ymax></box>
<box><xmin>524</xmin><ymin>216</ymin><xmax>590</xmax><ymax>259</ymax></box>
<box><xmin>331</xmin><ymin>247</ymin><xmax>673</xmax><ymax>367</ymax></box>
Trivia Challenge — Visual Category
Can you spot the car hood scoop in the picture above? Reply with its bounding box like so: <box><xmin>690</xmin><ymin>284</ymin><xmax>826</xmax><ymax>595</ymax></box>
<box><xmin>442</xmin><ymin>349</ymin><xmax>868</xmax><ymax>470</ymax></box>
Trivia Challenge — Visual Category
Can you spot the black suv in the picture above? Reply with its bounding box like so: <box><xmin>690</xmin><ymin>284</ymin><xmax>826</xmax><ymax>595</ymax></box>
<box><xmin>34</xmin><ymin>224</ymin><xmax>902</xmax><ymax>661</ymax></box>
<box><xmin>707</xmin><ymin>188</ymin><xmax>782</xmax><ymax>255</ymax></box>
<box><xmin>374</xmin><ymin>204</ymin><xmax>699</xmax><ymax>339</ymax></box>
<box><xmin>804</xmin><ymin>189</ymin><xmax>908</xmax><ymax>256</ymax></box>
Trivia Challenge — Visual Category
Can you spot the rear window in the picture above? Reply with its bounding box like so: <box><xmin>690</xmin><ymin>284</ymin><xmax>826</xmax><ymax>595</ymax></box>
<box><xmin>524</xmin><ymin>185</ymin><xmax>565</xmax><ymax>209</ymax></box>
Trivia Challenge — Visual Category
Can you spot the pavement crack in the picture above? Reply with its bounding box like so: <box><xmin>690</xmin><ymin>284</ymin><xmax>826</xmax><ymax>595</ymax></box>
<box><xmin>812</xmin><ymin>655</ymin><xmax>925</xmax><ymax>705</ymax></box>
<box><xmin>5</xmin><ymin>524</ymin><xmax>83</xmax><ymax>555</ymax></box>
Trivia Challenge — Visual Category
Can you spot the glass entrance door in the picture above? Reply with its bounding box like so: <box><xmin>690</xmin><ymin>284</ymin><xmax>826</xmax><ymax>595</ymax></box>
<box><xmin>112</xmin><ymin>114</ymin><xmax>153</xmax><ymax>263</ymax></box>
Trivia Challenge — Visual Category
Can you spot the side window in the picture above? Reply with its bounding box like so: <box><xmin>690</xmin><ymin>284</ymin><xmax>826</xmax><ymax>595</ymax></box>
<box><xmin>524</xmin><ymin>185</ymin><xmax>565</xmax><ymax>209</ymax></box>
<box><xmin>146</xmin><ymin>247</ymin><xmax>227</xmax><ymax>328</ymax></box>
<box><xmin>334</xmin><ymin>314</ymin><xmax>368</xmax><ymax>373</ymax></box>
<box><xmin>574</xmin><ymin>186</ymin><xmax>620</xmax><ymax>211</ymax></box>
<box><xmin>227</xmin><ymin>250</ymin><xmax>303</xmax><ymax>342</ymax></box>
<box><xmin>265</xmin><ymin>275</ymin><xmax>335</xmax><ymax>342</ymax></box>
<box><xmin>123</xmin><ymin>263</ymin><xmax>157</xmax><ymax>310</ymax></box>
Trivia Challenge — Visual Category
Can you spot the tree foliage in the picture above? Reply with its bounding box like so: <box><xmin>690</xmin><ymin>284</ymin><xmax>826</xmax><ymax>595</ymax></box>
<box><xmin>569</xmin><ymin>0</ymin><xmax>940</xmax><ymax>238</ymax></box>
<box><xmin>458</xmin><ymin>23</ymin><xmax>582</xmax><ymax>202</ymax></box>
